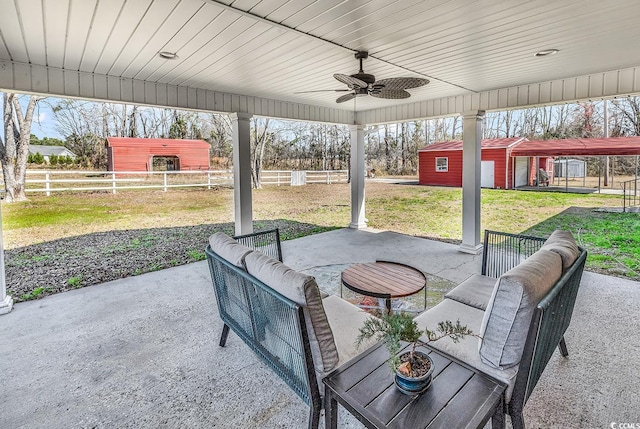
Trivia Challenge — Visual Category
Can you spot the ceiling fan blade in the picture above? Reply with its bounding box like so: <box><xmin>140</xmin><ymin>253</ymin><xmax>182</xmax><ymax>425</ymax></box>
<box><xmin>370</xmin><ymin>89</ymin><xmax>411</xmax><ymax>99</ymax></box>
<box><xmin>336</xmin><ymin>93</ymin><xmax>357</xmax><ymax>103</ymax></box>
<box><xmin>293</xmin><ymin>89</ymin><xmax>351</xmax><ymax>94</ymax></box>
<box><xmin>373</xmin><ymin>77</ymin><xmax>429</xmax><ymax>91</ymax></box>
<box><xmin>334</xmin><ymin>73</ymin><xmax>368</xmax><ymax>89</ymax></box>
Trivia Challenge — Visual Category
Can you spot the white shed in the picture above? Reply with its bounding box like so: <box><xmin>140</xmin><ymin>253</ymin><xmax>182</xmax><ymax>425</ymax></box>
<box><xmin>554</xmin><ymin>159</ymin><xmax>586</xmax><ymax>178</ymax></box>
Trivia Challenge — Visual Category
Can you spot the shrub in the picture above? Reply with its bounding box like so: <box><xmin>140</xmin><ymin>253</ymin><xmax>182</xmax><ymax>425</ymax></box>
<box><xmin>29</xmin><ymin>152</ymin><xmax>45</xmax><ymax>164</ymax></box>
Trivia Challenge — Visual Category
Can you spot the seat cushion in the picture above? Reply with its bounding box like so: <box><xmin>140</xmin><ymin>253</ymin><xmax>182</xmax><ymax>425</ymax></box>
<box><xmin>541</xmin><ymin>230</ymin><xmax>580</xmax><ymax>271</ymax></box>
<box><xmin>413</xmin><ymin>299</ymin><xmax>519</xmax><ymax>402</ymax></box>
<box><xmin>478</xmin><ymin>249</ymin><xmax>562</xmax><ymax>369</ymax></box>
<box><xmin>445</xmin><ymin>274</ymin><xmax>497</xmax><ymax>311</ymax></box>
<box><xmin>209</xmin><ymin>232</ymin><xmax>253</xmax><ymax>269</ymax></box>
<box><xmin>244</xmin><ymin>251</ymin><xmax>339</xmax><ymax>373</ymax></box>
<box><xmin>322</xmin><ymin>295</ymin><xmax>377</xmax><ymax>367</ymax></box>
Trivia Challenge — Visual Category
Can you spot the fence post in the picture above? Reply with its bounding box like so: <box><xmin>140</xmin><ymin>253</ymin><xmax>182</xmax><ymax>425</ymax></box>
<box><xmin>326</xmin><ymin>171</ymin><xmax>330</xmax><ymax>184</ymax></box>
<box><xmin>277</xmin><ymin>171</ymin><xmax>280</xmax><ymax>186</ymax></box>
<box><xmin>207</xmin><ymin>171</ymin><xmax>211</xmax><ymax>189</ymax></box>
<box><xmin>112</xmin><ymin>172</ymin><xmax>117</xmax><ymax>194</ymax></box>
<box><xmin>163</xmin><ymin>172</ymin><xmax>168</xmax><ymax>192</ymax></box>
<box><xmin>45</xmin><ymin>172</ymin><xmax>50</xmax><ymax>196</ymax></box>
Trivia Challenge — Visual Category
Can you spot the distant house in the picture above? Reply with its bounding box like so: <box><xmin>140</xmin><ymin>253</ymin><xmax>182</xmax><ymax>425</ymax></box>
<box><xmin>29</xmin><ymin>145</ymin><xmax>76</xmax><ymax>163</ymax></box>
<box><xmin>106</xmin><ymin>137</ymin><xmax>210</xmax><ymax>172</ymax></box>
<box><xmin>418</xmin><ymin>138</ymin><xmax>554</xmax><ymax>189</ymax></box>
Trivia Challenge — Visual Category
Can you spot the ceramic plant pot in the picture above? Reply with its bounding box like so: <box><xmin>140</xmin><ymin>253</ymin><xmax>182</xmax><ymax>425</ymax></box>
<box><xmin>394</xmin><ymin>351</ymin><xmax>434</xmax><ymax>395</ymax></box>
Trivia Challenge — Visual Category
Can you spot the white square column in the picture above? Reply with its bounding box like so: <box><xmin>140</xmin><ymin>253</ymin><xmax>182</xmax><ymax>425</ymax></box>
<box><xmin>349</xmin><ymin>124</ymin><xmax>367</xmax><ymax>229</ymax></box>
<box><xmin>230</xmin><ymin>113</ymin><xmax>253</xmax><ymax>236</ymax></box>
<box><xmin>0</xmin><ymin>205</ymin><xmax>13</xmax><ymax>315</ymax></box>
<box><xmin>459</xmin><ymin>110</ymin><xmax>485</xmax><ymax>254</ymax></box>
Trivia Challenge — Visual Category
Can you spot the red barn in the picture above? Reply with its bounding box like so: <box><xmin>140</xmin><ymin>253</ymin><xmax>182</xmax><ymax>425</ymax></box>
<box><xmin>106</xmin><ymin>137</ymin><xmax>210</xmax><ymax>172</ymax></box>
<box><xmin>418</xmin><ymin>138</ymin><xmax>554</xmax><ymax>189</ymax></box>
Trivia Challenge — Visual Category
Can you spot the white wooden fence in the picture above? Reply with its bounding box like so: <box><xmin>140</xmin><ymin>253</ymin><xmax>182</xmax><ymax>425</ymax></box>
<box><xmin>1</xmin><ymin>169</ymin><xmax>348</xmax><ymax>195</ymax></box>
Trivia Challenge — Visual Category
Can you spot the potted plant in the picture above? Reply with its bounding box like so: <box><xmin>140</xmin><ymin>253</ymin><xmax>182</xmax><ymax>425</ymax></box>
<box><xmin>356</xmin><ymin>312</ymin><xmax>475</xmax><ymax>395</ymax></box>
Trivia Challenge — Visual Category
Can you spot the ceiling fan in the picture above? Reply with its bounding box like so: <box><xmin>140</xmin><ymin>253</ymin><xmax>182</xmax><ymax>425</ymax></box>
<box><xmin>296</xmin><ymin>51</ymin><xmax>429</xmax><ymax>103</ymax></box>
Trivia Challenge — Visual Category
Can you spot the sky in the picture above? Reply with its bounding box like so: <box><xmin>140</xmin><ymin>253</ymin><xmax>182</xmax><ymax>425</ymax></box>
<box><xmin>30</xmin><ymin>98</ymin><xmax>63</xmax><ymax>140</ymax></box>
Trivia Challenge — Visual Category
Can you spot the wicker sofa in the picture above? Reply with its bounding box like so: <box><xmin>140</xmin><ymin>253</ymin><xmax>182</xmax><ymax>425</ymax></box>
<box><xmin>414</xmin><ymin>230</ymin><xmax>587</xmax><ymax>429</ymax></box>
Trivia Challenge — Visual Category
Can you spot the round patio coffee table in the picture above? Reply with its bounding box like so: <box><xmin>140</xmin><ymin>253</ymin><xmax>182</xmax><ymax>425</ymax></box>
<box><xmin>341</xmin><ymin>261</ymin><xmax>427</xmax><ymax>315</ymax></box>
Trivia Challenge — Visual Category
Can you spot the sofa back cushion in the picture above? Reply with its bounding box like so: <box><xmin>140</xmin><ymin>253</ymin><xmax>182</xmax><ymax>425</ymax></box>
<box><xmin>541</xmin><ymin>229</ymin><xmax>580</xmax><ymax>271</ymax></box>
<box><xmin>479</xmin><ymin>249</ymin><xmax>562</xmax><ymax>369</ymax></box>
<box><xmin>209</xmin><ymin>232</ymin><xmax>253</xmax><ymax>269</ymax></box>
<box><xmin>244</xmin><ymin>251</ymin><xmax>339</xmax><ymax>373</ymax></box>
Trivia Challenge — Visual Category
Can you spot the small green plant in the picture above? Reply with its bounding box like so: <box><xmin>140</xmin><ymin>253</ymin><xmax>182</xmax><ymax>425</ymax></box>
<box><xmin>356</xmin><ymin>312</ymin><xmax>475</xmax><ymax>375</ymax></box>
<box><xmin>67</xmin><ymin>275</ymin><xmax>83</xmax><ymax>288</ymax></box>
<box><xmin>186</xmin><ymin>249</ymin><xmax>206</xmax><ymax>261</ymax></box>
<box><xmin>21</xmin><ymin>287</ymin><xmax>47</xmax><ymax>301</ymax></box>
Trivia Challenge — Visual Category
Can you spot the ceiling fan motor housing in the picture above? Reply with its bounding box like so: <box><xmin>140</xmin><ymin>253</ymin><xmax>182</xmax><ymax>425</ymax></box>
<box><xmin>351</xmin><ymin>72</ymin><xmax>376</xmax><ymax>85</ymax></box>
<box><xmin>352</xmin><ymin>51</ymin><xmax>374</xmax><ymax>85</ymax></box>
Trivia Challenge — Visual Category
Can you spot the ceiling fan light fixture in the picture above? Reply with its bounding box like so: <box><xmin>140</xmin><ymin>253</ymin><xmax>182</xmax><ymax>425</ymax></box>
<box><xmin>159</xmin><ymin>51</ymin><xmax>179</xmax><ymax>60</ymax></box>
<box><xmin>534</xmin><ymin>49</ymin><xmax>559</xmax><ymax>57</ymax></box>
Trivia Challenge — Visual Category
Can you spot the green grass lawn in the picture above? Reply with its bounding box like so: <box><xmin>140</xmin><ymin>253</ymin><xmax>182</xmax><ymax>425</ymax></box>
<box><xmin>3</xmin><ymin>183</ymin><xmax>638</xmax><ymax>288</ymax></box>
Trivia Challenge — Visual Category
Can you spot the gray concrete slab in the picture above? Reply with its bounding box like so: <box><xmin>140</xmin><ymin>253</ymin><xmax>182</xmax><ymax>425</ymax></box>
<box><xmin>282</xmin><ymin>228</ymin><xmax>482</xmax><ymax>285</ymax></box>
<box><xmin>0</xmin><ymin>228</ymin><xmax>638</xmax><ymax>428</ymax></box>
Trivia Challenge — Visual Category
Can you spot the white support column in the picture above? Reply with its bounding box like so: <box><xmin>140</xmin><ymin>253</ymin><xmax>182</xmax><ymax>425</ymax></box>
<box><xmin>0</xmin><ymin>204</ymin><xmax>13</xmax><ymax>315</ymax></box>
<box><xmin>349</xmin><ymin>124</ymin><xmax>367</xmax><ymax>229</ymax></box>
<box><xmin>459</xmin><ymin>110</ymin><xmax>485</xmax><ymax>254</ymax></box>
<box><xmin>230</xmin><ymin>112</ymin><xmax>253</xmax><ymax>236</ymax></box>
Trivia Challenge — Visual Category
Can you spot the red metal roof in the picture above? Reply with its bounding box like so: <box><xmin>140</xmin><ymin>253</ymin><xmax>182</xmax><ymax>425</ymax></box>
<box><xmin>510</xmin><ymin>137</ymin><xmax>640</xmax><ymax>156</ymax></box>
<box><xmin>418</xmin><ymin>137</ymin><xmax>525</xmax><ymax>152</ymax></box>
<box><xmin>106</xmin><ymin>137</ymin><xmax>210</xmax><ymax>148</ymax></box>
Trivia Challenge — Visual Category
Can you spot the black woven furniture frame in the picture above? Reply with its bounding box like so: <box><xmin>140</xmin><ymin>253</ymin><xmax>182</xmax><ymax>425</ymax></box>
<box><xmin>481</xmin><ymin>230</ymin><xmax>587</xmax><ymax>429</ymax></box>
<box><xmin>234</xmin><ymin>228</ymin><xmax>283</xmax><ymax>262</ymax></box>
<box><xmin>206</xmin><ymin>231</ymin><xmax>323</xmax><ymax>429</ymax></box>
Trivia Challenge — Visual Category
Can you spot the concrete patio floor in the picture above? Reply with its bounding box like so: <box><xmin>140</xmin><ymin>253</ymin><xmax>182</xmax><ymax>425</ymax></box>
<box><xmin>1</xmin><ymin>228</ymin><xmax>638</xmax><ymax>428</ymax></box>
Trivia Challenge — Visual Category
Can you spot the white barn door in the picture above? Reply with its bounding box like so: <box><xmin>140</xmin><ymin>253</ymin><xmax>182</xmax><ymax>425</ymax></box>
<box><xmin>514</xmin><ymin>157</ymin><xmax>528</xmax><ymax>187</ymax></box>
<box><xmin>481</xmin><ymin>161</ymin><xmax>495</xmax><ymax>188</ymax></box>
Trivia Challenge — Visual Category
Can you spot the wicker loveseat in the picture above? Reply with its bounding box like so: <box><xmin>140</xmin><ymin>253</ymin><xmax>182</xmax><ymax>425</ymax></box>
<box><xmin>205</xmin><ymin>230</ymin><xmax>372</xmax><ymax>429</ymax></box>
<box><xmin>413</xmin><ymin>230</ymin><xmax>587</xmax><ymax>429</ymax></box>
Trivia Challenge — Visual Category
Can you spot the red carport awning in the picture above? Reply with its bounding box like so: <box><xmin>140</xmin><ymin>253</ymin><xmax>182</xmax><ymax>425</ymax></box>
<box><xmin>510</xmin><ymin>137</ymin><xmax>640</xmax><ymax>157</ymax></box>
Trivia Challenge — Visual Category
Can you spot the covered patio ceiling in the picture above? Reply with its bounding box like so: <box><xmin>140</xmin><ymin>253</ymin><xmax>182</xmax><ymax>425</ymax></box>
<box><xmin>2</xmin><ymin>0</ymin><xmax>640</xmax><ymax>255</ymax></box>
<box><xmin>2</xmin><ymin>0</ymin><xmax>640</xmax><ymax>124</ymax></box>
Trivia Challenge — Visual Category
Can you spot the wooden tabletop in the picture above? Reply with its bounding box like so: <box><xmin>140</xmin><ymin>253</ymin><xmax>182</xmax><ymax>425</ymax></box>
<box><xmin>323</xmin><ymin>342</ymin><xmax>506</xmax><ymax>429</ymax></box>
<box><xmin>341</xmin><ymin>261</ymin><xmax>426</xmax><ymax>299</ymax></box>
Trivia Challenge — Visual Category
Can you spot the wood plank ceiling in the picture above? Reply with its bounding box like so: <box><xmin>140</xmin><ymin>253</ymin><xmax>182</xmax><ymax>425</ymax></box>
<box><xmin>1</xmin><ymin>0</ymin><xmax>640</xmax><ymax>116</ymax></box>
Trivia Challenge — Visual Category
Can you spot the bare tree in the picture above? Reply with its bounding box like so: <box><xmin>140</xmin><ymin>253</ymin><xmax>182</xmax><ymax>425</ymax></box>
<box><xmin>53</xmin><ymin>100</ymin><xmax>107</xmax><ymax>167</ymax></box>
<box><xmin>251</xmin><ymin>118</ymin><xmax>270</xmax><ymax>188</ymax></box>
<box><xmin>1</xmin><ymin>93</ymin><xmax>41</xmax><ymax>202</ymax></box>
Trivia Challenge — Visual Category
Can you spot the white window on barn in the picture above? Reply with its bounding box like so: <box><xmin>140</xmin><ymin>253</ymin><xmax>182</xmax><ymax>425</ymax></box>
<box><xmin>435</xmin><ymin>157</ymin><xmax>448</xmax><ymax>172</ymax></box>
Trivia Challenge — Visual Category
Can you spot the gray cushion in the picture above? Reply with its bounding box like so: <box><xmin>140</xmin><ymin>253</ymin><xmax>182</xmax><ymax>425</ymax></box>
<box><xmin>244</xmin><ymin>251</ymin><xmax>339</xmax><ymax>373</ymax></box>
<box><xmin>479</xmin><ymin>249</ymin><xmax>562</xmax><ymax>369</ymax></box>
<box><xmin>445</xmin><ymin>274</ymin><xmax>497</xmax><ymax>310</ymax></box>
<box><xmin>322</xmin><ymin>295</ymin><xmax>376</xmax><ymax>367</ymax></box>
<box><xmin>413</xmin><ymin>299</ymin><xmax>519</xmax><ymax>402</ymax></box>
<box><xmin>541</xmin><ymin>230</ymin><xmax>580</xmax><ymax>271</ymax></box>
<box><xmin>208</xmin><ymin>232</ymin><xmax>253</xmax><ymax>268</ymax></box>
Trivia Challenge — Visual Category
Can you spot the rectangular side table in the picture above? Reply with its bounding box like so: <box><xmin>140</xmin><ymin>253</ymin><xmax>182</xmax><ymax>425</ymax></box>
<box><xmin>323</xmin><ymin>342</ymin><xmax>506</xmax><ymax>429</ymax></box>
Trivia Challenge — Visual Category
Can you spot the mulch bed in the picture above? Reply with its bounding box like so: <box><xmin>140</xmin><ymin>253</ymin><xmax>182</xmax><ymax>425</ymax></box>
<box><xmin>5</xmin><ymin>220</ymin><xmax>336</xmax><ymax>302</ymax></box>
